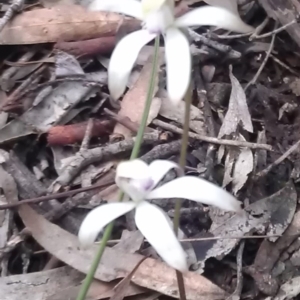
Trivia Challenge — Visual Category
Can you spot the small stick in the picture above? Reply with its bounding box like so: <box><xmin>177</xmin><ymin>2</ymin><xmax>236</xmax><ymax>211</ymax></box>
<box><xmin>244</xmin><ymin>22</ymin><xmax>277</xmax><ymax>91</ymax></box>
<box><xmin>253</xmin><ymin>20</ymin><xmax>296</xmax><ymax>40</ymax></box>
<box><xmin>152</xmin><ymin>119</ymin><xmax>273</xmax><ymax>151</ymax></box>
<box><xmin>80</xmin><ymin>118</ymin><xmax>94</xmax><ymax>152</ymax></box>
<box><xmin>0</xmin><ymin>0</ymin><xmax>24</xmax><ymax>33</ymax></box>
<box><xmin>255</xmin><ymin>138</ymin><xmax>300</xmax><ymax>179</ymax></box>
<box><xmin>227</xmin><ymin>241</ymin><xmax>245</xmax><ymax>300</ymax></box>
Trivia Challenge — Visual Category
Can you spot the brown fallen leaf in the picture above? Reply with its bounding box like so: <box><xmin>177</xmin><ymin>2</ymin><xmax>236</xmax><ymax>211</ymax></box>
<box><xmin>114</xmin><ymin>56</ymin><xmax>161</xmax><ymax>138</ymax></box>
<box><xmin>55</xmin><ymin>36</ymin><xmax>116</xmax><ymax>58</ymax></box>
<box><xmin>109</xmin><ymin>257</ymin><xmax>147</xmax><ymax>300</ymax></box>
<box><xmin>47</xmin><ymin>272</ymin><xmax>147</xmax><ymax>300</ymax></box>
<box><xmin>18</xmin><ymin>204</ymin><xmax>227</xmax><ymax>300</ymax></box>
<box><xmin>0</xmin><ymin>5</ymin><xmax>140</xmax><ymax>45</ymax></box>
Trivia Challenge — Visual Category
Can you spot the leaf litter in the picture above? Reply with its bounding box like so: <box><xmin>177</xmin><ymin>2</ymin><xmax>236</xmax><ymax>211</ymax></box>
<box><xmin>1</xmin><ymin>0</ymin><xmax>300</xmax><ymax>299</ymax></box>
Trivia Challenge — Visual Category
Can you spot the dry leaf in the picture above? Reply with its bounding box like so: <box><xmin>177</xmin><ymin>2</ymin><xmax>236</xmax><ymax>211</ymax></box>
<box><xmin>273</xmin><ymin>276</ymin><xmax>300</xmax><ymax>300</ymax></box>
<box><xmin>109</xmin><ymin>258</ymin><xmax>147</xmax><ymax>300</ymax></box>
<box><xmin>218</xmin><ymin>66</ymin><xmax>253</xmax><ymax>138</ymax></box>
<box><xmin>289</xmin><ymin>78</ymin><xmax>300</xmax><ymax>96</ymax></box>
<box><xmin>232</xmin><ymin>134</ymin><xmax>254</xmax><ymax>194</ymax></box>
<box><xmin>114</xmin><ymin>57</ymin><xmax>161</xmax><ymax>138</ymax></box>
<box><xmin>0</xmin><ymin>81</ymin><xmax>99</xmax><ymax>144</ymax></box>
<box><xmin>0</xmin><ymin>5</ymin><xmax>140</xmax><ymax>45</ymax></box>
<box><xmin>192</xmin><ymin>181</ymin><xmax>297</xmax><ymax>270</ymax></box>
<box><xmin>55</xmin><ymin>50</ymin><xmax>84</xmax><ymax>77</ymax></box>
<box><xmin>113</xmin><ymin>230</ymin><xmax>144</xmax><ymax>254</ymax></box>
<box><xmin>159</xmin><ymin>91</ymin><xmax>207</xmax><ymax>135</ymax></box>
<box><xmin>0</xmin><ymin>267</ymin><xmax>83</xmax><ymax>300</ymax></box>
<box><xmin>18</xmin><ymin>204</ymin><xmax>227</xmax><ymax>299</ymax></box>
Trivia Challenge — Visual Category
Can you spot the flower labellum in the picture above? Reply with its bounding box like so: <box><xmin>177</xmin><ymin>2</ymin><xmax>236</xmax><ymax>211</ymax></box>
<box><xmin>88</xmin><ymin>0</ymin><xmax>253</xmax><ymax>105</ymax></box>
<box><xmin>78</xmin><ymin>159</ymin><xmax>242</xmax><ymax>272</ymax></box>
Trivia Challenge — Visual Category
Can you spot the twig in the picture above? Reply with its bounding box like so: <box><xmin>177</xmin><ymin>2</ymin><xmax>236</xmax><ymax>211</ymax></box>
<box><xmin>249</xmin><ymin>17</ymin><xmax>270</xmax><ymax>40</ymax></box>
<box><xmin>253</xmin><ymin>19</ymin><xmax>296</xmax><ymax>40</ymax></box>
<box><xmin>216</xmin><ymin>17</ymin><xmax>269</xmax><ymax>40</ymax></box>
<box><xmin>53</xmin><ymin>132</ymin><xmax>161</xmax><ymax>187</ymax></box>
<box><xmin>269</xmin><ymin>54</ymin><xmax>299</xmax><ymax>76</ymax></box>
<box><xmin>102</xmin><ymin>233</ymin><xmax>297</xmax><ymax>245</ymax></box>
<box><xmin>80</xmin><ymin>118</ymin><xmax>93</xmax><ymax>151</ymax></box>
<box><xmin>244</xmin><ymin>23</ymin><xmax>277</xmax><ymax>91</ymax></box>
<box><xmin>0</xmin><ymin>0</ymin><xmax>24</xmax><ymax>33</ymax></box>
<box><xmin>255</xmin><ymin>138</ymin><xmax>300</xmax><ymax>179</ymax></box>
<box><xmin>227</xmin><ymin>241</ymin><xmax>245</xmax><ymax>300</ymax></box>
<box><xmin>152</xmin><ymin>119</ymin><xmax>273</xmax><ymax>151</ymax></box>
<box><xmin>0</xmin><ymin>180</ymin><xmax>113</xmax><ymax>210</ymax></box>
<box><xmin>188</xmin><ymin>29</ymin><xmax>241</xmax><ymax>59</ymax></box>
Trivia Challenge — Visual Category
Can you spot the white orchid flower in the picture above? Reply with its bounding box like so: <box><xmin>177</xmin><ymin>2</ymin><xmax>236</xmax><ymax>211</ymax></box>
<box><xmin>88</xmin><ymin>0</ymin><xmax>253</xmax><ymax>104</ymax></box>
<box><xmin>78</xmin><ymin>159</ymin><xmax>241</xmax><ymax>272</ymax></box>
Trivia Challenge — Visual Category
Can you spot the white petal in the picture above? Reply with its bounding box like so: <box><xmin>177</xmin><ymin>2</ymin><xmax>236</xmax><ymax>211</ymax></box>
<box><xmin>78</xmin><ymin>202</ymin><xmax>136</xmax><ymax>247</ymax></box>
<box><xmin>135</xmin><ymin>201</ymin><xmax>188</xmax><ymax>272</ymax></box>
<box><xmin>144</xmin><ymin>1</ymin><xmax>175</xmax><ymax>33</ymax></box>
<box><xmin>89</xmin><ymin>0</ymin><xmax>143</xmax><ymax>20</ymax></box>
<box><xmin>164</xmin><ymin>27</ymin><xmax>191</xmax><ymax>104</ymax></box>
<box><xmin>108</xmin><ymin>30</ymin><xmax>156</xmax><ymax>100</ymax></box>
<box><xmin>115</xmin><ymin>159</ymin><xmax>153</xmax><ymax>201</ymax></box>
<box><xmin>175</xmin><ymin>6</ymin><xmax>253</xmax><ymax>33</ymax></box>
<box><xmin>116</xmin><ymin>159</ymin><xmax>149</xmax><ymax>180</ymax></box>
<box><xmin>148</xmin><ymin>159</ymin><xmax>181</xmax><ymax>188</ymax></box>
<box><xmin>147</xmin><ymin>176</ymin><xmax>242</xmax><ymax>212</ymax></box>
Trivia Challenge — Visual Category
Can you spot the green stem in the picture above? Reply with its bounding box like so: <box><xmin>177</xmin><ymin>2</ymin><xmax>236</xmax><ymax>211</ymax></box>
<box><xmin>173</xmin><ymin>82</ymin><xmax>192</xmax><ymax>300</ymax></box>
<box><xmin>76</xmin><ymin>36</ymin><xmax>160</xmax><ymax>300</ymax></box>
<box><xmin>173</xmin><ymin>82</ymin><xmax>192</xmax><ymax>233</ymax></box>
<box><xmin>130</xmin><ymin>37</ymin><xmax>160</xmax><ymax>159</ymax></box>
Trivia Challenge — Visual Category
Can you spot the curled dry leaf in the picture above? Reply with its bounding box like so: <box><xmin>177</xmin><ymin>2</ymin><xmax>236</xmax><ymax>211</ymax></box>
<box><xmin>0</xmin><ymin>5</ymin><xmax>140</xmax><ymax>45</ymax></box>
<box><xmin>18</xmin><ymin>204</ymin><xmax>227</xmax><ymax>299</ymax></box>
<box><xmin>218</xmin><ymin>66</ymin><xmax>253</xmax><ymax>138</ymax></box>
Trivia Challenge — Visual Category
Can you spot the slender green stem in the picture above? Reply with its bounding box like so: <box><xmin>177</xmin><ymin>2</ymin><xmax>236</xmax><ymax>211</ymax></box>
<box><xmin>173</xmin><ymin>82</ymin><xmax>192</xmax><ymax>233</ymax></box>
<box><xmin>76</xmin><ymin>222</ymin><xmax>114</xmax><ymax>300</ymax></box>
<box><xmin>173</xmin><ymin>82</ymin><xmax>192</xmax><ymax>300</ymax></box>
<box><xmin>76</xmin><ymin>36</ymin><xmax>160</xmax><ymax>300</ymax></box>
<box><xmin>130</xmin><ymin>37</ymin><xmax>160</xmax><ymax>159</ymax></box>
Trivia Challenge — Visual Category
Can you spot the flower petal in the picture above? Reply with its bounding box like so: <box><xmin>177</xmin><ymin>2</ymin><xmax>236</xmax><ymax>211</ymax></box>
<box><xmin>89</xmin><ymin>0</ymin><xmax>143</xmax><ymax>20</ymax></box>
<box><xmin>116</xmin><ymin>159</ymin><xmax>153</xmax><ymax>201</ymax></box>
<box><xmin>148</xmin><ymin>159</ymin><xmax>182</xmax><ymax>188</ymax></box>
<box><xmin>116</xmin><ymin>159</ymin><xmax>149</xmax><ymax>180</ymax></box>
<box><xmin>78</xmin><ymin>202</ymin><xmax>136</xmax><ymax>247</ymax></box>
<box><xmin>164</xmin><ymin>27</ymin><xmax>191</xmax><ymax>104</ymax></box>
<box><xmin>108</xmin><ymin>30</ymin><xmax>156</xmax><ymax>100</ymax></box>
<box><xmin>147</xmin><ymin>176</ymin><xmax>242</xmax><ymax>212</ymax></box>
<box><xmin>175</xmin><ymin>6</ymin><xmax>253</xmax><ymax>33</ymax></box>
<box><xmin>135</xmin><ymin>201</ymin><xmax>188</xmax><ymax>272</ymax></box>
